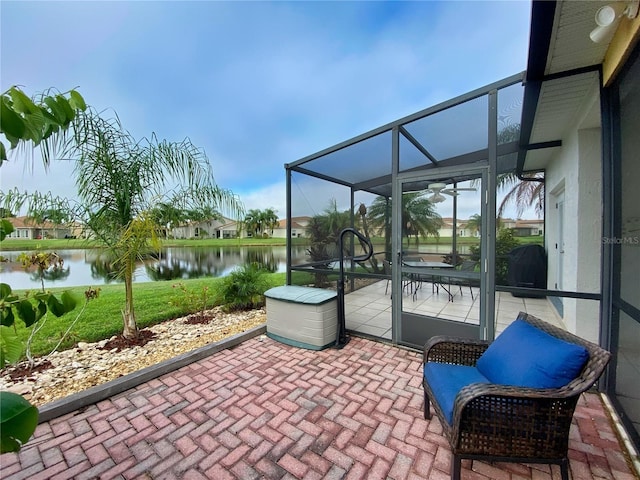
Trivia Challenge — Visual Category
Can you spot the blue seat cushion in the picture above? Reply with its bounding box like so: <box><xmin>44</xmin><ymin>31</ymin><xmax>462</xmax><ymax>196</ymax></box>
<box><xmin>476</xmin><ymin>319</ymin><xmax>589</xmax><ymax>389</ymax></box>
<box><xmin>423</xmin><ymin>362</ymin><xmax>490</xmax><ymax>424</ymax></box>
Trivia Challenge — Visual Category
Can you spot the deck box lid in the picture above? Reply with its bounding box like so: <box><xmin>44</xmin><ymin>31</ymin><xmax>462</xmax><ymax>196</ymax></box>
<box><xmin>264</xmin><ymin>286</ymin><xmax>337</xmax><ymax>305</ymax></box>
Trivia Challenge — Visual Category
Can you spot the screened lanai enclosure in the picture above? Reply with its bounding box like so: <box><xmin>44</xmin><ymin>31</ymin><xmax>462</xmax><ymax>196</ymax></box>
<box><xmin>285</xmin><ymin>73</ymin><xmax>533</xmax><ymax>349</ymax></box>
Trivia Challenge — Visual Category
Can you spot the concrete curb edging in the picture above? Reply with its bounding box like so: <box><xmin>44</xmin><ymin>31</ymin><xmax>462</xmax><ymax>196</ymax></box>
<box><xmin>37</xmin><ymin>324</ymin><xmax>267</xmax><ymax>424</ymax></box>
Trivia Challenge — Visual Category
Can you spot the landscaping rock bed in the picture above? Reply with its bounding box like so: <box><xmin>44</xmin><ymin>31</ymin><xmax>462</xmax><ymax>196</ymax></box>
<box><xmin>0</xmin><ymin>307</ymin><xmax>266</xmax><ymax>407</ymax></box>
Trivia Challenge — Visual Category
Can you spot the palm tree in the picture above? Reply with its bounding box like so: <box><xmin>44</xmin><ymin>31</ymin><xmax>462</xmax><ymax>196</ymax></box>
<box><xmin>243</xmin><ymin>209</ymin><xmax>262</xmax><ymax>237</ymax></box>
<box><xmin>498</xmin><ymin>172</ymin><xmax>544</xmax><ymax>218</ymax></box>
<box><xmin>367</xmin><ymin>192</ymin><xmax>443</xmax><ymax>249</ymax></box>
<box><xmin>71</xmin><ymin>109</ymin><xmax>242</xmax><ymax>339</ymax></box>
<box><xmin>305</xmin><ymin>200</ymin><xmax>351</xmax><ymax>286</ymax></box>
<box><xmin>261</xmin><ymin>208</ymin><xmax>279</xmax><ymax>237</ymax></box>
<box><xmin>186</xmin><ymin>204</ymin><xmax>220</xmax><ymax>223</ymax></box>
<box><xmin>470</xmin><ymin>123</ymin><xmax>544</xmax><ymax>220</ymax></box>
<box><xmin>151</xmin><ymin>202</ymin><xmax>187</xmax><ymax>238</ymax></box>
<box><xmin>0</xmin><ymin>208</ymin><xmax>16</xmax><ymax>218</ymax></box>
<box><xmin>198</xmin><ymin>205</ymin><xmax>222</xmax><ymax>223</ymax></box>
<box><xmin>470</xmin><ymin>169</ymin><xmax>544</xmax><ymax>221</ymax></box>
<box><xmin>466</xmin><ymin>214</ymin><xmax>482</xmax><ymax>237</ymax></box>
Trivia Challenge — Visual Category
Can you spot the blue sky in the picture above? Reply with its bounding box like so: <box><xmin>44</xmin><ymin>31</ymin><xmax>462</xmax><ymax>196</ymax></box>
<box><xmin>1</xmin><ymin>0</ymin><xmax>533</xmax><ymax>220</ymax></box>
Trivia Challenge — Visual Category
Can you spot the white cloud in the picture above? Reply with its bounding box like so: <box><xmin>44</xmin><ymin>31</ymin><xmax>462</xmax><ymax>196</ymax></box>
<box><xmin>238</xmin><ymin>182</ymin><xmax>287</xmax><ymax>218</ymax></box>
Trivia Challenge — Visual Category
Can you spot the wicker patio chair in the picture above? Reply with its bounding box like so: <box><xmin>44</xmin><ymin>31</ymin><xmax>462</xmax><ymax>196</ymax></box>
<box><xmin>422</xmin><ymin>311</ymin><xmax>611</xmax><ymax>480</ymax></box>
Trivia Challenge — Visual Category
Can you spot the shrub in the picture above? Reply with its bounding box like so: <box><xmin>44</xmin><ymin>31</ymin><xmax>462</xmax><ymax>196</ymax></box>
<box><xmin>469</xmin><ymin>228</ymin><xmax>520</xmax><ymax>285</ymax></box>
<box><xmin>169</xmin><ymin>283</ymin><xmax>212</xmax><ymax>318</ymax></box>
<box><xmin>442</xmin><ymin>251</ymin><xmax>463</xmax><ymax>267</ymax></box>
<box><xmin>217</xmin><ymin>263</ymin><xmax>270</xmax><ymax>312</ymax></box>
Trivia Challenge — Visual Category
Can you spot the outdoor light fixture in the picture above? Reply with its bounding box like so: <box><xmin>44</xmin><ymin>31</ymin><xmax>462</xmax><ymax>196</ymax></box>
<box><xmin>428</xmin><ymin>192</ymin><xmax>447</xmax><ymax>203</ymax></box>
<box><xmin>590</xmin><ymin>1</ymin><xmax>639</xmax><ymax>43</ymax></box>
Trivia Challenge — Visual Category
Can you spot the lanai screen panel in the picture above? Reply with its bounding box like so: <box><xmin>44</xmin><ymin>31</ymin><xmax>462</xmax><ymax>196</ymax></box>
<box><xmin>398</xmin><ymin>133</ymin><xmax>430</xmax><ymax>172</ymax></box>
<box><xmin>289</xmin><ymin>170</ymin><xmax>352</xmax><ymax>268</ymax></box>
<box><xmin>400</xmin><ymin>94</ymin><xmax>488</xmax><ymax>170</ymax></box>
<box><xmin>498</xmin><ymin>82</ymin><xmax>524</xmax><ymax>143</ymax></box>
<box><xmin>296</xmin><ymin>130</ymin><xmax>392</xmax><ymax>187</ymax></box>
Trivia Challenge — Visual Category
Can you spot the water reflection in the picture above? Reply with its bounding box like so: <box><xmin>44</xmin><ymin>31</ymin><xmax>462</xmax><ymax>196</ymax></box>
<box><xmin>32</xmin><ymin>265</ymin><xmax>71</xmax><ymax>283</ymax></box>
<box><xmin>0</xmin><ymin>246</ymin><xmax>309</xmax><ymax>289</ymax></box>
<box><xmin>90</xmin><ymin>257</ymin><xmax>120</xmax><ymax>283</ymax></box>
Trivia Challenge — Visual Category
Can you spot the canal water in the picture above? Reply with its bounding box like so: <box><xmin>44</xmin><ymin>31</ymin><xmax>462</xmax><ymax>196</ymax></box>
<box><xmin>0</xmin><ymin>246</ymin><xmax>310</xmax><ymax>290</ymax></box>
<box><xmin>0</xmin><ymin>243</ymin><xmax>468</xmax><ymax>290</ymax></box>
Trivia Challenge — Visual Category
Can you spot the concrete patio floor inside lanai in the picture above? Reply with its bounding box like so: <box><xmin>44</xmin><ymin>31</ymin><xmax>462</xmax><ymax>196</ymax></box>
<box><xmin>344</xmin><ymin>280</ymin><xmax>565</xmax><ymax>340</ymax></box>
<box><xmin>0</xmin><ymin>334</ymin><xmax>636</xmax><ymax>480</ymax></box>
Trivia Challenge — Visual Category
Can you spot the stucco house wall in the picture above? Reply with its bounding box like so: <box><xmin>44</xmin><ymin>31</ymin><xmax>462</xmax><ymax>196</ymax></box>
<box><xmin>545</xmin><ymin>85</ymin><xmax>602</xmax><ymax>343</ymax></box>
<box><xmin>271</xmin><ymin>217</ymin><xmax>310</xmax><ymax>239</ymax></box>
<box><xmin>171</xmin><ymin>218</ymin><xmax>233</xmax><ymax>239</ymax></box>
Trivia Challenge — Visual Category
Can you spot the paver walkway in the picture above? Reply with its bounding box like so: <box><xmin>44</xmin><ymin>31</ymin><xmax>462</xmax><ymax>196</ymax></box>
<box><xmin>0</xmin><ymin>335</ymin><xmax>636</xmax><ymax>480</ymax></box>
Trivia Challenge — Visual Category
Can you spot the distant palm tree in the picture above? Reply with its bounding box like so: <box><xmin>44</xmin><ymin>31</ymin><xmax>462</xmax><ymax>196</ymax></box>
<box><xmin>368</xmin><ymin>192</ymin><xmax>443</xmax><ymax>249</ymax></box>
<box><xmin>151</xmin><ymin>202</ymin><xmax>187</xmax><ymax>238</ymax></box>
<box><xmin>466</xmin><ymin>213</ymin><xmax>482</xmax><ymax>236</ymax></box>
<box><xmin>187</xmin><ymin>205</ymin><xmax>221</xmax><ymax>223</ymax></box>
<box><xmin>261</xmin><ymin>208</ymin><xmax>280</xmax><ymax>237</ymax></box>
<box><xmin>243</xmin><ymin>209</ymin><xmax>262</xmax><ymax>237</ymax></box>
<box><xmin>244</xmin><ymin>208</ymin><xmax>279</xmax><ymax>238</ymax></box>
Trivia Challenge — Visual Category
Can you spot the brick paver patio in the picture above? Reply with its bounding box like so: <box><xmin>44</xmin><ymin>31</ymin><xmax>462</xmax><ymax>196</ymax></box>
<box><xmin>0</xmin><ymin>335</ymin><xmax>636</xmax><ymax>480</ymax></box>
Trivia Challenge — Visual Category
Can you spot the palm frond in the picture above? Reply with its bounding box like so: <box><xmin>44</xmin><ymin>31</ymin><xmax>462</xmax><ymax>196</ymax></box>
<box><xmin>498</xmin><ymin>172</ymin><xmax>544</xmax><ymax>218</ymax></box>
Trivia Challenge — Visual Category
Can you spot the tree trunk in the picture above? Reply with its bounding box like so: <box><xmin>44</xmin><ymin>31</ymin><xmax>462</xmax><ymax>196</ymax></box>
<box><xmin>359</xmin><ymin>213</ymin><xmax>379</xmax><ymax>273</ymax></box>
<box><xmin>122</xmin><ymin>265</ymin><xmax>138</xmax><ymax>339</ymax></box>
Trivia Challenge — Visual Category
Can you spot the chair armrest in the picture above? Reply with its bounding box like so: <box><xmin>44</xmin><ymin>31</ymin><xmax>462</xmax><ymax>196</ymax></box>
<box><xmin>423</xmin><ymin>336</ymin><xmax>490</xmax><ymax>366</ymax></box>
<box><xmin>450</xmin><ymin>382</ymin><xmax>580</xmax><ymax>453</ymax></box>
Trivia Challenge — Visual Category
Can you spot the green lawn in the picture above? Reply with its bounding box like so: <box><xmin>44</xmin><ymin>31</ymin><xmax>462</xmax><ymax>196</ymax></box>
<box><xmin>5</xmin><ymin>269</ymin><xmax>320</xmax><ymax>360</ymax></box>
<box><xmin>0</xmin><ymin>237</ymin><xmax>300</xmax><ymax>251</ymax></box>
<box><xmin>0</xmin><ymin>234</ymin><xmax>543</xmax><ymax>252</ymax></box>
<box><xmin>6</xmin><ymin>272</ymin><xmax>309</xmax><ymax>360</ymax></box>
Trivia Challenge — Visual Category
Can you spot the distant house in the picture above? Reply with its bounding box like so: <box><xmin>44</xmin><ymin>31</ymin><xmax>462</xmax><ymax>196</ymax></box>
<box><xmin>170</xmin><ymin>217</ymin><xmax>234</xmax><ymax>239</ymax></box>
<box><xmin>217</xmin><ymin>220</ymin><xmax>242</xmax><ymax>239</ymax></box>
<box><xmin>166</xmin><ymin>216</ymin><xmax>310</xmax><ymax>239</ymax></box>
<box><xmin>437</xmin><ymin>218</ymin><xmax>476</xmax><ymax>238</ymax></box>
<box><xmin>514</xmin><ymin>219</ymin><xmax>544</xmax><ymax>237</ymax></box>
<box><xmin>496</xmin><ymin>218</ymin><xmax>544</xmax><ymax>236</ymax></box>
<box><xmin>271</xmin><ymin>216</ymin><xmax>311</xmax><ymax>239</ymax></box>
<box><xmin>5</xmin><ymin>216</ymin><xmax>72</xmax><ymax>240</ymax></box>
<box><xmin>500</xmin><ymin>218</ymin><xmax>517</xmax><ymax>230</ymax></box>
<box><xmin>433</xmin><ymin>217</ymin><xmax>542</xmax><ymax>238</ymax></box>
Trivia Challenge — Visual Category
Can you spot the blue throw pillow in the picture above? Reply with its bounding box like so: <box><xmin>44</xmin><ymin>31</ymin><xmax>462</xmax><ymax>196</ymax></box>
<box><xmin>476</xmin><ymin>319</ymin><xmax>589</xmax><ymax>389</ymax></box>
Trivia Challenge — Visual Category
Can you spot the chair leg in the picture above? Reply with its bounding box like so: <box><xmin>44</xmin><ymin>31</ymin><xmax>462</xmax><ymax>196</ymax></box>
<box><xmin>423</xmin><ymin>390</ymin><xmax>431</xmax><ymax>419</ymax></box>
<box><xmin>559</xmin><ymin>458</ymin><xmax>569</xmax><ymax>480</ymax></box>
<box><xmin>451</xmin><ymin>454</ymin><xmax>462</xmax><ymax>480</ymax></box>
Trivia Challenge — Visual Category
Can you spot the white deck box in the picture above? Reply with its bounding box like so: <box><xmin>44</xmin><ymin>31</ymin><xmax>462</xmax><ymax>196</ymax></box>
<box><xmin>264</xmin><ymin>286</ymin><xmax>338</xmax><ymax>350</ymax></box>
